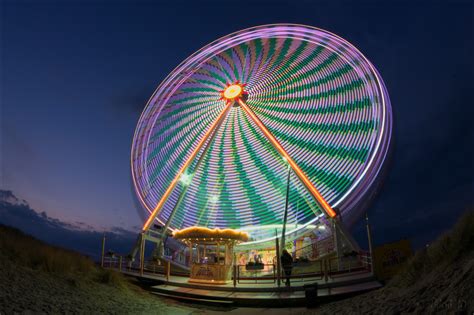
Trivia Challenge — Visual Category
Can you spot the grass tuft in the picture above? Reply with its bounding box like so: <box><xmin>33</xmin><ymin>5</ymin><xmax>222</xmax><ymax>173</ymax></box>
<box><xmin>96</xmin><ymin>269</ymin><xmax>126</xmax><ymax>287</ymax></box>
<box><xmin>389</xmin><ymin>209</ymin><xmax>474</xmax><ymax>288</ymax></box>
<box><xmin>0</xmin><ymin>224</ymin><xmax>127</xmax><ymax>288</ymax></box>
<box><xmin>0</xmin><ymin>225</ymin><xmax>95</xmax><ymax>275</ymax></box>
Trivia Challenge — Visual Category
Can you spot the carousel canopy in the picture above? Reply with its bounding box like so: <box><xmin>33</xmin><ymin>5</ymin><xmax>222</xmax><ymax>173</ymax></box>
<box><xmin>173</xmin><ymin>226</ymin><xmax>249</xmax><ymax>243</ymax></box>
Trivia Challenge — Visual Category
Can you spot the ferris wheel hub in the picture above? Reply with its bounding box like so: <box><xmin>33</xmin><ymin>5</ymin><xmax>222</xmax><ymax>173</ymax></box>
<box><xmin>222</xmin><ymin>83</ymin><xmax>244</xmax><ymax>101</ymax></box>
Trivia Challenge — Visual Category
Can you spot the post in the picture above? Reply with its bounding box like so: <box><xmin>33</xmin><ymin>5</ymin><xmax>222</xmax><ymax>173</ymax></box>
<box><xmin>101</xmin><ymin>234</ymin><xmax>106</xmax><ymax>268</ymax></box>
<box><xmin>332</xmin><ymin>217</ymin><xmax>343</xmax><ymax>271</ymax></box>
<box><xmin>119</xmin><ymin>256</ymin><xmax>122</xmax><ymax>271</ymax></box>
<box><xmin>166</xmin><ymin>260</ymin><xmax>171</xmax><ymax>281</ymax></box>
<box><xmin>366</xmin><ymin>212</ymin><xmax>374</xmax><ymax>271</ymax></box>
<box><xmin>226</xmin><ymin>244</ymin><xmax>228</xmax><ymax>265</ymax></box>
<box><xmin>225</xmin><ymin>243</ymin><xmax>229</xmax><ymax>265</ymax></box>
<box><xmin>275</xmin><ymin>229</ymin><xmax>281</xmax><ymax>287</ymax></box>
<box><xmin>280</xmin><ymin>162</ymin><xmax>291</xmax><ymax>250</ymax></box>
<box><xmin>197</xmin><ymin>244</ymin><xmax>200</xmax><ymax>263</ymax></box>
<box><xmin>140</xmin><ymin>232</ymin><xmax>145</xmax><ymax>276</ymax></box>
<box><xmin>324</xmin><ymin>259</ymin><xmax>329</xmax><ymax>282</ymax></box>
<box><xmin>188</xmin><ymin>242</ymin><xmax>193</xmax><ymax>265</ymax></box>
<box><xmin>233</xmin><ymin>252</ymin><xmax>237</xmax><ymax>288</ymax></box>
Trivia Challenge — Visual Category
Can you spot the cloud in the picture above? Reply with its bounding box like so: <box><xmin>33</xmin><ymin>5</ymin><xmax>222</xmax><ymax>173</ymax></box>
<box><xmin>0</xmin><ymin>190</ymin><xmax>137</xmax><ymax>260</ymax></box>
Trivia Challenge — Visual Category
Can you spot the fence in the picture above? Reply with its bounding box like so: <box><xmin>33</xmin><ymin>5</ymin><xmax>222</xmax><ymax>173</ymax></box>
<box><xmin>293</xmin><ymin>236</ymin><xmax>335</xmax><ymax>260</ymax></box>
<box><xmin>236</xmin><ymin>264</ymin><xmax>276</xmax><ymax>284</ymax></box>
<box><xmin>327</xmin><ymin>251</ymin><xmax>372</xmax><ymax>278</ymax></box>
<box><xmin>103</xmin><ymin>251</ymin><xmax>372</xmax><ymax>286</ymax></box>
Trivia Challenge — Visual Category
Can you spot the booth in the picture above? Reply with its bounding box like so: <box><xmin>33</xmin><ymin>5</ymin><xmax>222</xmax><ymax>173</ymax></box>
<box><xmin>173</xmin><ymin>227</ymin><xmax>249</xmax><ymax>284</ymax></box>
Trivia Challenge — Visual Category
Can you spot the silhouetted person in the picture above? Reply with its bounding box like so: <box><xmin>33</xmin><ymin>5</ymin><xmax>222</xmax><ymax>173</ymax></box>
<box><xmin>281</xmin><ymin>249</ymin><xmax>293</xmax><ymax>287</ymax></box>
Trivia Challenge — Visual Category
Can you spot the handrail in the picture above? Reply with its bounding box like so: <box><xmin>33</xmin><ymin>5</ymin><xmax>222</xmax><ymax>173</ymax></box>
<box><xmin>102</xmin><ymin>256</ymin><xmax>189</xmax><ymax>277</ymax></box>
<box><xmin>236</xmin><ymin>264</ymin><xmax>276</xmax><ymax>284</ymax></box>
<box><xmin>293</xmin><ymin>236</ymin><xmax>335</xmax><ymax>260</ymax></box>
<box><xmin>327</xmin><ymin>251</ymin><xmax>372</xmax><ymax>278</ymax></box>
<box><xmin>103</xmin><ymin>251</ymin><xmax>374</xmax><ymax>285</ymax></box>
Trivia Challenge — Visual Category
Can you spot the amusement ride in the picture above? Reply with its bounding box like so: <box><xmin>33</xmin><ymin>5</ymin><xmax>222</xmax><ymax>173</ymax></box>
<box><xmin>128</xmin><ymin>24</ymin><xmax>392</xmax><ymax>285</ymax></box>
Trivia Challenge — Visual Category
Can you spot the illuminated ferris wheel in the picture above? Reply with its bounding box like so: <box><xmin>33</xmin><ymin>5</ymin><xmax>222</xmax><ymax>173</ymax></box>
<box><xmin>131</xmin><ymin>24</ymin><xmax>392</xmax><ymax>246</ymax></box>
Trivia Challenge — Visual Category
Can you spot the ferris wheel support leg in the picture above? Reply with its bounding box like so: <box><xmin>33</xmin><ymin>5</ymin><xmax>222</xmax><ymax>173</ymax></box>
<box><xmin>142</xmin><ymin>103</ymin><xmax>233</xmax><ymax>232</ymax></box>
<box><xmin>155</xmin><ymin>103</ymin><xmax>231</xmax><ymax>257</ymax></box>
<box><xmin>237</xmin><ymin>98</ymin><xmax>336</xmax><ymax>219</ymax></box>
<box><xmin>238</xmin><ymin>98</ymin><xmax>361</xmax><ymax>252</ymax></box>
<box><xmin>280</xmin><ymin>163</ymin><xmax>292</xmax><ymax>252</ymax></box>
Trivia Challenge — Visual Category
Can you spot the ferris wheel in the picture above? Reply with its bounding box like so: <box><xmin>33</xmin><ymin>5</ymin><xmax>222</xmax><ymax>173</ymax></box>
<box><xmin>131</xmin><ymin>24</ymin><xmax>392</xmax><ymax>245</ymax></box>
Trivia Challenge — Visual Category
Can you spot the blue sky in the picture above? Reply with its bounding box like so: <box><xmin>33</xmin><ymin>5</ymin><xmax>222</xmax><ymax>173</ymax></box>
<box><xmin>1</xmin><ymin>0</ymin><xmax>473</xmax><ymax>251</ymax></box>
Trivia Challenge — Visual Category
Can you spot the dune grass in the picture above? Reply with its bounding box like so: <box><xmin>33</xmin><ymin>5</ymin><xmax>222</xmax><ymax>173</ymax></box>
<box><xmin>0</xmin><ymin>224</ymin><xmax>125</xmax><ymax>287</ymax></box>
<box><xmin>389</xmin><ymin>209</ymin><xmax>474</xmax><ymax>288</ymax></box>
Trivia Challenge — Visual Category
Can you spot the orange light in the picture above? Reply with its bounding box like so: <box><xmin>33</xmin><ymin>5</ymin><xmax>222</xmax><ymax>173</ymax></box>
<box><xmin>237</xmin><ymin>98</ymin><xmax>336</xmax><ymax>218</ymax></box>
<box><xmin>142</xmin><ymin>103</ymin><xmax>233</xmax><ymax>231</ymax></box>
<box><xmin>222</xmin><ymin>84</ymin><xmax>243</xmax><ymax>100</ymax></box>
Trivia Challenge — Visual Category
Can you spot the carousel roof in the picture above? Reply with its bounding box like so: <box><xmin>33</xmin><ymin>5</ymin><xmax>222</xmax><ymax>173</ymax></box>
<box><xmin>173</xmin><ymin>226</ymin><xmax>249</xmax><ymax>243</ymax></box>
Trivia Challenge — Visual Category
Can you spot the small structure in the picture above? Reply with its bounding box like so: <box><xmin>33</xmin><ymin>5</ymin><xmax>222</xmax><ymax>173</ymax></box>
<box><xmin>173</xmin><ymin>227</ymin><xmax>249</xmax><ymax>284</ymax></box>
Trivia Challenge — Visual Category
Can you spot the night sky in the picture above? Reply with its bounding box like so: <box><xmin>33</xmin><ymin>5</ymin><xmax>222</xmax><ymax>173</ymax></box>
<box><xmin>1</xmin><ymin>0</ymin><xmax>473</xmax><ymax>255</ymax></box>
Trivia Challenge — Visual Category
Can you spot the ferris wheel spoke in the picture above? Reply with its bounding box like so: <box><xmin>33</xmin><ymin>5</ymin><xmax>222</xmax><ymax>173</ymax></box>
<box><xmin>237</xmin><ymin>98</ymin><xmax>337</xmax><ymax>219</ymax></box>
<box><xmin>142</xmin><ymin>103</ymin><xmax>233</xmax><ymax>232</ymax></box>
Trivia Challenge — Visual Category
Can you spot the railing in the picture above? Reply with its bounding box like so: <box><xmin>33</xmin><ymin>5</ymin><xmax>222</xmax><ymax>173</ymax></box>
<box><xmin>293</xmin><ymin>236</ymin><xmax>335</xmax><ymax>260</ymax></box>
<box><xmin>327</xmin><ymin>251</ymin><xmax>372</xmax><ymax>278</ymax></box>
<box><xmin>103</xmin><ymin>251</ymin><xmax>373</xmax><ymax>286</ymax></box>
<box><xmin>102</xmin><ymin>256</ymin><xmax>188</xmax><ymax>278</ymax></box>
<box><xmin>287</xmin><ymin>259</ymin><xmax>324</xmax><ymax>283</ymax></box>
<box><xmin>233</xmin><ymin>252</ymin><xmax>372</xmax><ymax>284</ymax></box>
<box><xmin>161</xmin><ymin>252</ymin><xmax>189</xmax><ymax>270</ymax></box>
<box><xmin>236</xmin><ymin>264</ymin><xmax>276</xmax><ymax>284</ymax></box>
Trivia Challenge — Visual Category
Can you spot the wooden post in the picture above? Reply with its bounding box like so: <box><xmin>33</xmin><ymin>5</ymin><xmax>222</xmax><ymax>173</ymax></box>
<box><xmin>140</xmin><ymin>233</ymin><xmax>145</xmax><ymax>276</ymax></box>
<box><xmin>188</xmin><ymin>242</ymin><xmax>192</xmax><ymax>265</ymax></box>
<box><xmin>119</xmin><ymin>256</ymin><xmax>122</xmax><ymax>271</ymax></box>
<box><xmin>233</xmin><ymin>251</ymin><xmax>237</xmax><ymax>288</ymax></box>
<box><xmin>101</xmin><ymin>234</ymin><xmax>106</xmax><ymax>268</ymax></box>
<box><xmin>225</xmin><ymin>243</ymin><xmax>229</xmax><ymax>265</ymax></box>
<box><xmin>166</xmin><ymin>260</ymin><xmax>170</xmax><ymax>282</ymax></box>
<box><xmin>197</xmin><ymin>244</ymin><xmax>200</xmax><ymax>262</ymax></box>
<box><xmin>324</xmin><ymin>259</ymin><xmax>329</xmax><ymax>282</ymax></box>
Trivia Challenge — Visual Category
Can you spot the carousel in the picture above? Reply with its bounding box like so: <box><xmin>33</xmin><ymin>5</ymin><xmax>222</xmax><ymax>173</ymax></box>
<box><xmin>173</xmin><ymin>227</ymin><xmax>249</xmax><ymax>284</ymax></box>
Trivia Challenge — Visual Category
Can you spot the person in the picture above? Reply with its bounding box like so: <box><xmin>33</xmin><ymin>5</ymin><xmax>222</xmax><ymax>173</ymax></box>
<box><xmin>254</xmin><ymin>254</ymin><xmax>263</xmax><ymax>265</ymax></box>
<box><xmin>280</xmin><ymin>249</ymin><xmax>293</xmax><ymax>287</ymax></box>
